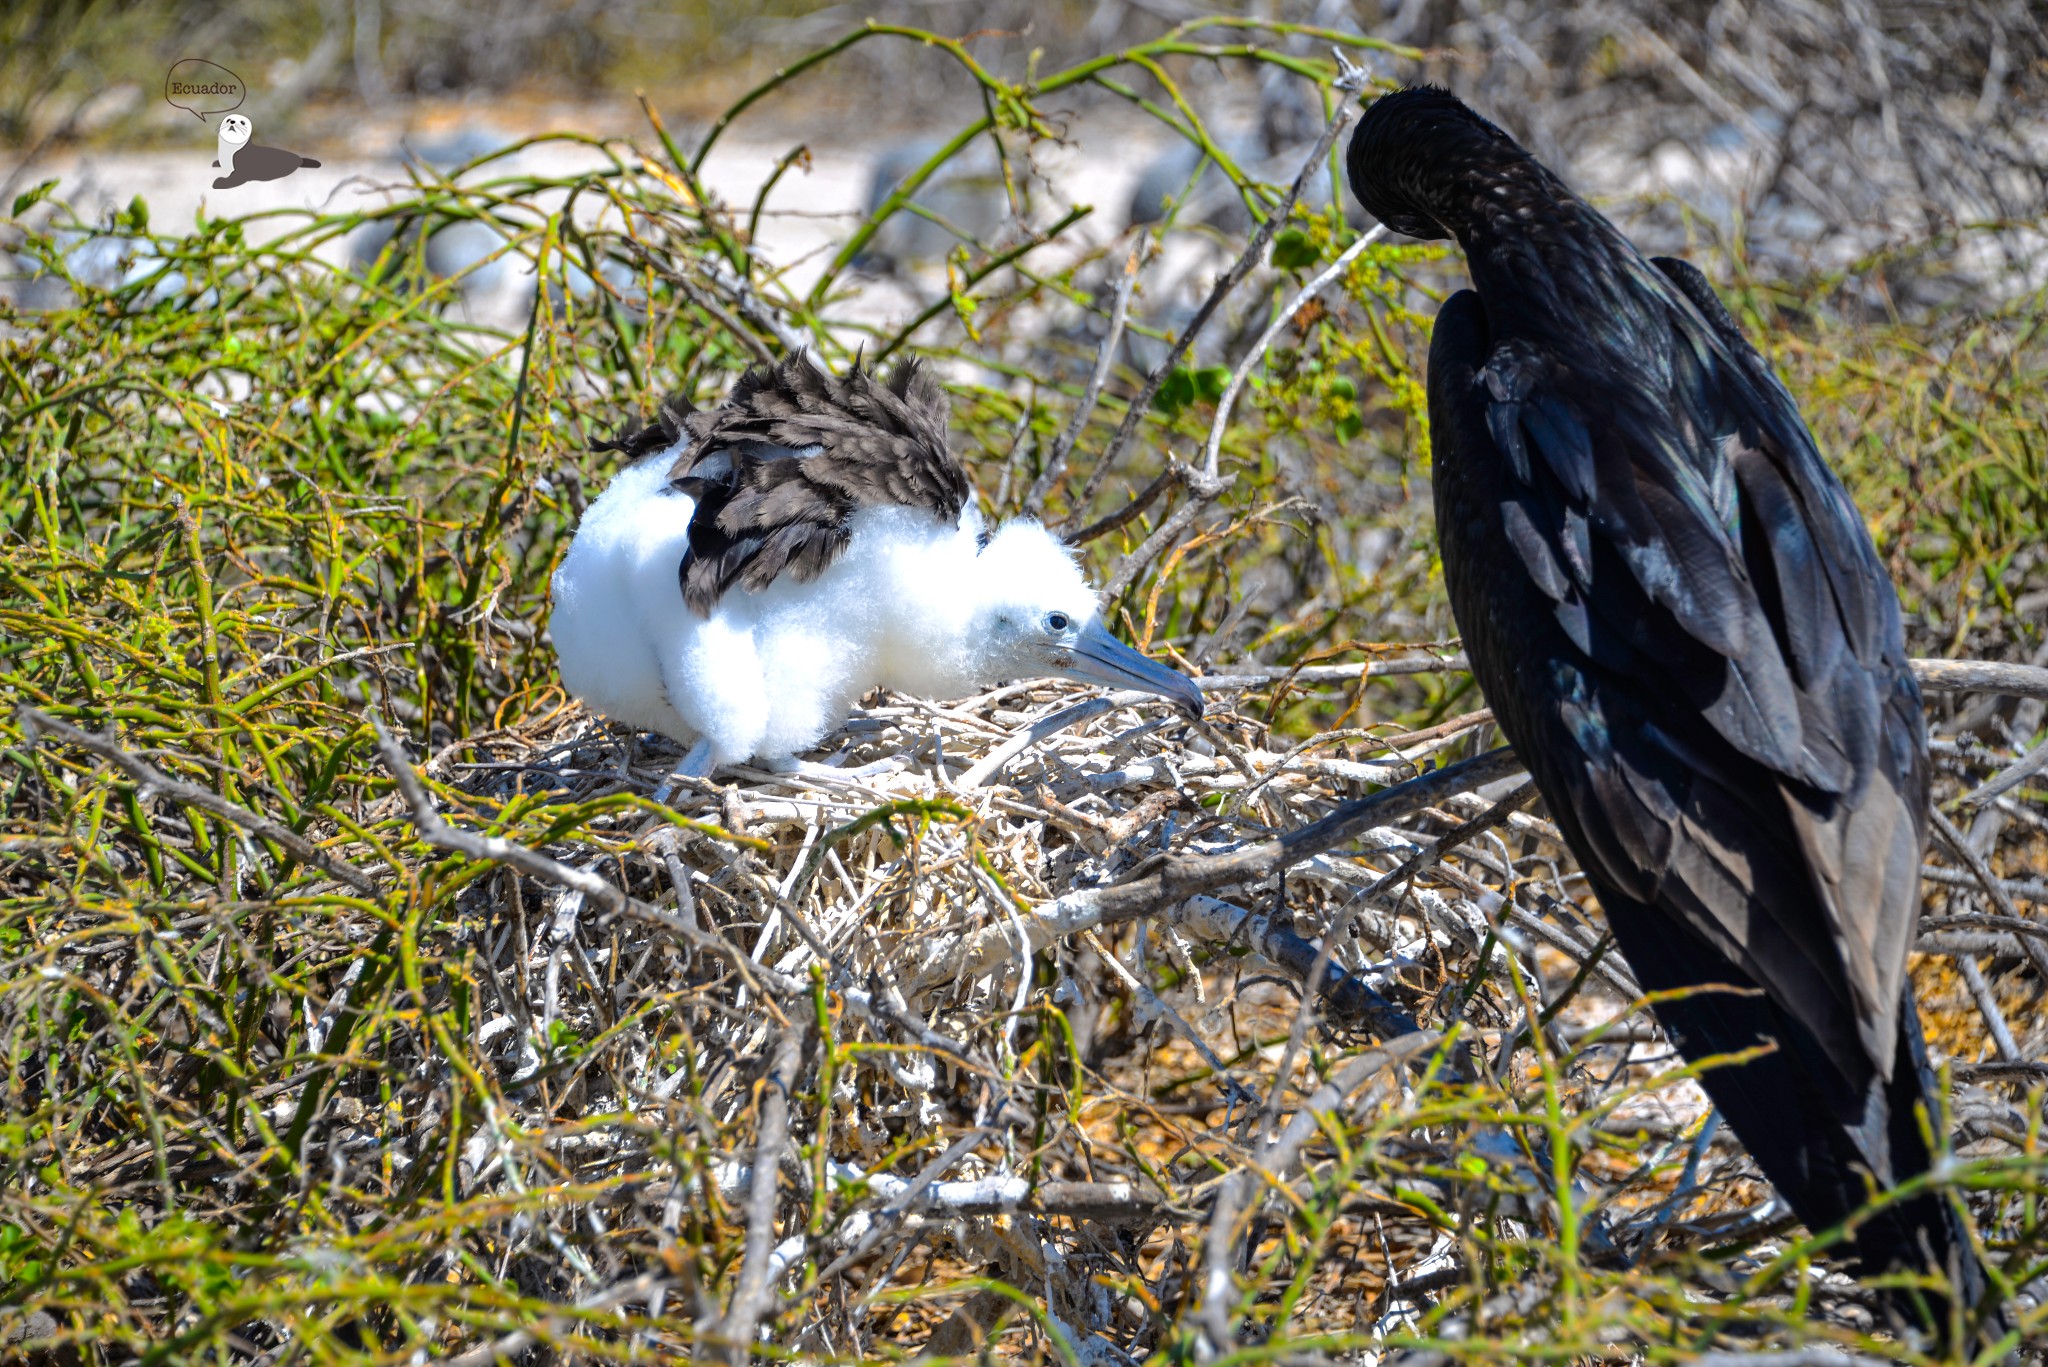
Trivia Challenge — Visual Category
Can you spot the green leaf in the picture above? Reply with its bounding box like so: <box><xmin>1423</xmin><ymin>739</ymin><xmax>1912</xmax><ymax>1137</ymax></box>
<box><xmin>1331</xmin><ymin>373</ymin><xmax>1362</xmax><ymax>441</ymax></box>
<box><xmin>0</xmin><ymin>1222</ymin><xmax>44</xmax><ymax>1285</ymax></box>
<box><xmin>11</xmin><ymin>178</ymin><xmax>58</xmax><ymax>218</ymax></box>
<box><xmin>1271</xmin><ymin>227</ymin><xmax>1320</xmax><ymax>272</ymax></box>
<box><xmin>1152</xmin><ymin>366</ymin><xmax>1197</xmax><ymax>417</ymax></box>
<box><xmin>1194</xmin><ymin>366</ymin><xmax>1230</xmax><ymax>403</ymax></box>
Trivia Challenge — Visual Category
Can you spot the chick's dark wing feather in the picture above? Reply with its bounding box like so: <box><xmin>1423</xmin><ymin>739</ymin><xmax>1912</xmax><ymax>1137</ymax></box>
<box><xmin>593</xmin><ymin>390</ymin><xmax>694</xmax><ymax>460</ymax></box>
<box><xmin>656</xmin><ymin>354</ymin><xmax>968</xmax><ymax>614</ymax></box>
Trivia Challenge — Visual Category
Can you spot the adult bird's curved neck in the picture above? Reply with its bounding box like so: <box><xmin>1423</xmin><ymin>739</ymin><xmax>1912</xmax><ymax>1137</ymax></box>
<box><xmin>1346</xmin><ymin>86</ymin><xmax>1574</xmax><ymax>250</ymax></box>
<box><xmin>1348</xmin><ymin>86</ymin><xmax>1672</xmax><ymax>363</ymax></box>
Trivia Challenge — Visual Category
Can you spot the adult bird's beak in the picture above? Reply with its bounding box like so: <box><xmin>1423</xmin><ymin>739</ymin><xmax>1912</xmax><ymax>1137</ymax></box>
<box><xmin>1053</xmin><ymin>620</ymin><xmax>1205</xmax><ymax>719</ymax></box>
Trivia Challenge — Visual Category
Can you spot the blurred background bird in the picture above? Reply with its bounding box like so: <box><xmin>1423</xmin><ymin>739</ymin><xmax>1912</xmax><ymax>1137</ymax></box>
<box><xmin>350</xmin><ymin>131</ymin><xmax>510</xmax><ymax>293</ymax></box>
<box><xmin>550</xmin><ymin>354</ymin><xmax>1203</xmax><ymax>790</ymax></box>
<box><xmin>1347</xmin><ymin>86</ymin><xmax>1985</xmax><ymax>1340</ymax></box>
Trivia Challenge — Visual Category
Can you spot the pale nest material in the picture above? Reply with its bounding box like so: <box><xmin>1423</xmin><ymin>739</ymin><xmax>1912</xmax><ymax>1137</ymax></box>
<box><xmin>446</xmin><ymin>660</ymin><xmax>1516</xmax><ymax>1036</ymax></box>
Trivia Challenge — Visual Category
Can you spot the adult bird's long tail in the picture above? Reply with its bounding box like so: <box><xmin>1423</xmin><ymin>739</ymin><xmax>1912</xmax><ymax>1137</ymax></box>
<box><xmin>1346</xmin><ymin>85</ymin><xmax>1986</xmax><ymax>1341</ymax></box>
<box><xmin>1601</xmin><ymin>883</ymin><xmax>1977</xmax><ymax>1305</ymax></box>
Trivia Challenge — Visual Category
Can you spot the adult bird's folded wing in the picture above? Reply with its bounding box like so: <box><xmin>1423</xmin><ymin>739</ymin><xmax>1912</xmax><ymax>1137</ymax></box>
<box><xmin>1652</xmin><ymin>255</ymin><xmax>1927</xmax><ymax>1075</ymax></box>
<box><xmin>1429</xmin><ymin>281</ymin><xmax>1914</xmax><ymax>1103</ymax></box>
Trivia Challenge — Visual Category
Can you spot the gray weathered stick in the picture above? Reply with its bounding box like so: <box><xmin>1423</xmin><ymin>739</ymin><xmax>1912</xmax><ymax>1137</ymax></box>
<box><xmin>719</xmin><ymin>1022</ymin><xmax>807</xmax><ymax>1362</ymax></box>
<box><xmin>911</xmin><ymin>745</ymin><xmax>1526</xmax><ymax>997</ymax></box>
<box><xmin>1201</xmin><ymin>224</ymin><xmax>1387</xmax><ymax>480</ymax></box>
<box><xmin>1193</xmin><ymin>654</ymin><xmax>1468</xmax><ymax>689</ymax></box>
<box><xmin>367</xmin><ymin>716</ymin><xmax>799</xmax><ymax>1004</ymax></box>
<box><xmin>1960</xmin><ymin>739</ymin><xmax>2048</xmax><ymax>808</ymax></box>
<box><xmin>441</xmin><ymin>1271</ymin><xmax>672</xmax><ymax>1367</ymax></box>
<box><xmin>1930</xmin><ymin>805</ymin><xmax>2048</xmax><ymax>983</ymax></box>
<box><xmin>1255</xmin><ymin>781</ymin><xmax>1536</xmax><ymax>1144</ymax></box>
<box><xmin>1197</xmin><ymin>1031</ymin><xmax>1440</xmax><ymax>1347</ymax></box>
<box><xmin>1912</xmin><ymin>657</ymin><xmax>2048</xmax><ymax>701</ymax></box>
<box><xmin>1184</xmin><ymin>655</ymin><xmax>2045</xmax><ymax>698</ymax></box>
<box><xmin>1175</xmin><ymin>895</ymin><xmax>1418</xmax><ymax>1037</ymax></box>
<box><xmin>1070</xmin><ymin>93</ymin><xmax>1362</xmax><ymax>523</ymax></box>
<box><xmin>1029</xmin><ymin>233</ymin><xmax>1146</xmax><ymax>518</ymax></box>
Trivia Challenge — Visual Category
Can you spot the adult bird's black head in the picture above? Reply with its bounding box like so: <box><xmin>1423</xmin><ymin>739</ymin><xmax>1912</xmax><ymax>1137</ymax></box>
<box><xmin>1347</xmin><ymin>87</ymin><xmax>1992</xmax><ymax>1343</ymax></box>
<box><xmin>1344</xmin><ymin>85</ymin><xmax>1544</xmax><ymax>242</ymax></box>
<box><xmin>1349</xmin><ymin>87</ymin><xmax>1679</xmax><ymax>369</ymax></box>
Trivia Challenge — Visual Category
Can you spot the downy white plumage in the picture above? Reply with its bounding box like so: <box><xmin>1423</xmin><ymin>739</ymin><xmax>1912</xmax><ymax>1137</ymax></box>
<box><xmin>550</xmin><ymin>426</ymin><xmax>1202</xmax><ymax>781</ymax></box>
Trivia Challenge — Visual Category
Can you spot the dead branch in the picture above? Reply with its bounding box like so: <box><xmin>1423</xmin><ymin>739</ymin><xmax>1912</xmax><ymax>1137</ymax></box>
<box><xmin>719</xmin><ymin>1022</ymin><xmax>808</xmax><ymax>1363</ymax></box>
<box><xmin>907</xmin><ymin>745</ymin><xmax>1526</xmax><ymax>1000</ymax></box>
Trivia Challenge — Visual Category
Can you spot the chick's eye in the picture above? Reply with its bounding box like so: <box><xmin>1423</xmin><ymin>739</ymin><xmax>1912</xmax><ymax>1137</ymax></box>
<box><xmin>1045</xmin><ymin>612</ymin><xmax>1071</xmax><ymax>632</ymax></box>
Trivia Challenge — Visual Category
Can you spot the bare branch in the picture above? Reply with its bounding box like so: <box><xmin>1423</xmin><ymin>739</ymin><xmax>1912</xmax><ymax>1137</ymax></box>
<box><xmin>1069</xmin><ymin>92</ymin><xmax>1363</xmax><ymax>523</ymax></box>
<box><xmin>441</xmin><ymin>1272</ymin><xmax>673</xmax><ymax>1367</ymax></box>
<box><xmin>1028</xmin><ymin>233</ymin><xmax>1146</xmax><ymax>518</ymax></box>
<box><xmin>720</xmin><ymin>1022</ymin><xmax>808</xmax><ymax>1362</ymax></box>
<box><xmin>365</xmin><ymin>715</ymin><xmax>798</xmax><ymax>1003</ymax></box>
<box><xmin>908</xmin><ymin>746</ymin><xmax>1526</xmax><ymax>998</ymax></box>
<box><xmin>1930</xmin><ymin>806</ymin><xmax>2048</xmax><ymax>983</ymax></box>
<box><xmin>1202</xmin><ymin>224</ymin><xmax>1387</xmax><ymax>480</ymax></box>
<box><xmin>1197</xmin><ymin>1032</ymin><xmax>1442</xmax><ymax>1347</ymax></box>
<box><xmin>1172</xmin><ymin>894</ymin><xmax>1419</xmax><ymax>1037</ymax></box>
<box><xmin>1959</xmin><ymin>739</ymin><xmax>2048</xmax><ymax>809</ymax></box>
<box><xmin>1912</xmin><ymin>658</ymin><xmax>2048</xmax><ymax>702</ymax></box>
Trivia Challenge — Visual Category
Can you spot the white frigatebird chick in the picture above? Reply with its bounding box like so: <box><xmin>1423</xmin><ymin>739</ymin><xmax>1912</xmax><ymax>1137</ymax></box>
<box><xmin>551</xmin><ymin>354</ymin><xmax>1203</xmax><ymax>784</ymax></box>
<box><xmin>1347</xmin><ymin>89</ymin><xmax>1985</xmax><ymax>1333</ymax></box>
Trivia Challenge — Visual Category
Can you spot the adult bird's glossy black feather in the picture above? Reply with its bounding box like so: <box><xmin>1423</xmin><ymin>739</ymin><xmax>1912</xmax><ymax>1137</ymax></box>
<box><xmin>1352</xmin><ymin>86</ymin><xmax>1982</xmax><ymax>1332</ymax></box>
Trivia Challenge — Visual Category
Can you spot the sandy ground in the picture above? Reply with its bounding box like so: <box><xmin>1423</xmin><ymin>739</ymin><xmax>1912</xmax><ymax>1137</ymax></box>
<box><xmin>2</xmin><ymin>98</ymin><xmax>1179</xmax><ymax>336</ymax></box>
<box><xmin>8</xmin><ymin>91</ymin><xmax>2040</xmax><ymax>337</ymax></box>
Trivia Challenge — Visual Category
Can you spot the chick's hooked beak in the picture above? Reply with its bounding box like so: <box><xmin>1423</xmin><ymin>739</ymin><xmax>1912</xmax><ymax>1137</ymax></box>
<box><xmin>1051</xmin><ymin>619</ymin><xmax>1205</xmax><ymax>719</ymax></box>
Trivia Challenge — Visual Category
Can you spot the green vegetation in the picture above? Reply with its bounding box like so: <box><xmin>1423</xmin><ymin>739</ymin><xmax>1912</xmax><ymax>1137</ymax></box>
<box><xmin>1</xmin><ymin>17</ymin><xmax>2043</xmax><ymax>1364</ymax></box>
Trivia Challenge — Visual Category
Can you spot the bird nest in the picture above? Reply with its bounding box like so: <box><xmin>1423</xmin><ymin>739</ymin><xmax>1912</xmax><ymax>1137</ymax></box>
<box><xmin>263</xmin><ymin>647</ymin><xmax>2036</xmax><ymax>1361</ymax></box>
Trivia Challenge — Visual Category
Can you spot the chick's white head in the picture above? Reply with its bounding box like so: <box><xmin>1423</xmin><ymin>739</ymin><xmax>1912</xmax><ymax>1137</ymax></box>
<box><xmin>958</xmin><ymin>520</ymin><xmax>1204</xmax><ymax>715</ymax></box>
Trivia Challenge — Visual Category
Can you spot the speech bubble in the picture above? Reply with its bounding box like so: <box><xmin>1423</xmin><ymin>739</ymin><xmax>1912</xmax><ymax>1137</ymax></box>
<box><xmin>164</xmin><ymin>58</ymin><xmax>246</xmax><ymax>121</ymax></box>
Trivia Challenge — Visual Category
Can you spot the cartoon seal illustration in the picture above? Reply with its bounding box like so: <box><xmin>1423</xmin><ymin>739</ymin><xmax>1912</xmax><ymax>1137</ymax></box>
<box><xmin>211</xmin><ymin>114</ymin><xmax>320</xmax><ymax>188</ymax></box>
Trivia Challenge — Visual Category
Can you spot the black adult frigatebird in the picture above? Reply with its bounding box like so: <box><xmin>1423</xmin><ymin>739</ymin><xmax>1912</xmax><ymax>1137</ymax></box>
<box><xmin>1345</xmin><ymin>87</ymin><xmax>1982</xmax><ymax>1329</ymax></box>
